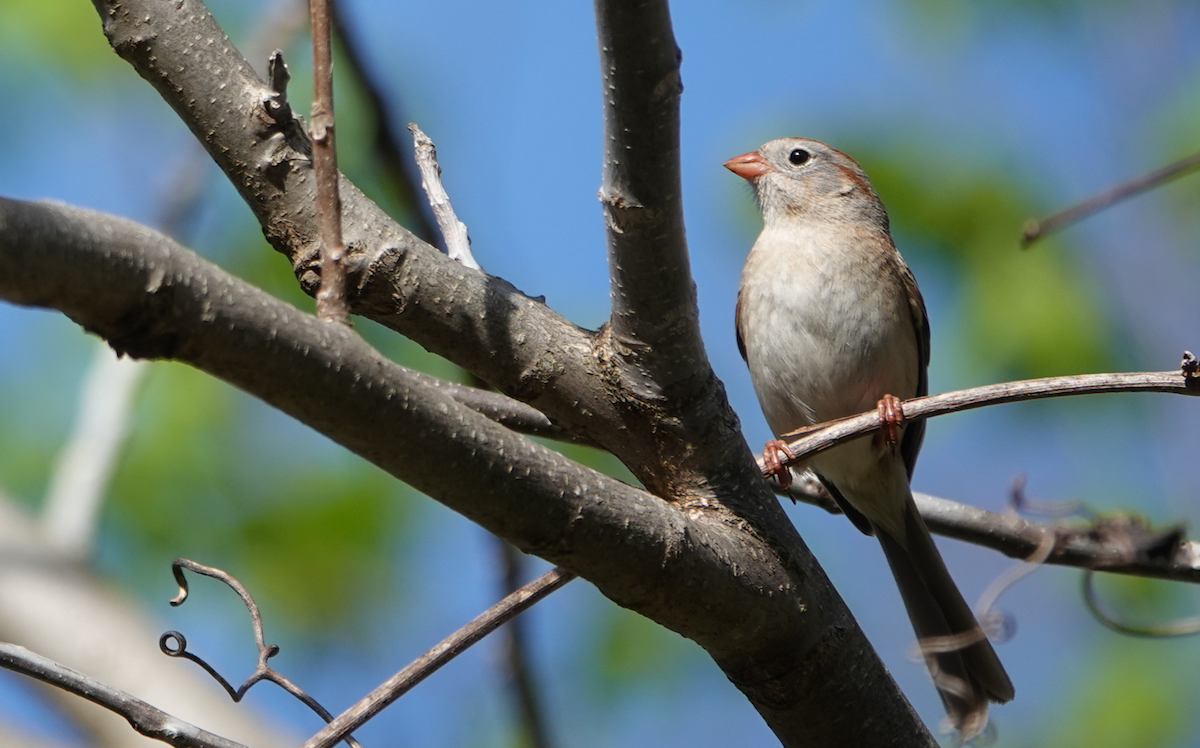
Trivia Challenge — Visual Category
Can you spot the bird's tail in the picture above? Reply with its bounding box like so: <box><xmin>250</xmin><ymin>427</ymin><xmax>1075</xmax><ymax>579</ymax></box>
<box><xmin>875</xmin><ymin>494</ymin><xmax>1015</xmax><ymax>741</ymax></box>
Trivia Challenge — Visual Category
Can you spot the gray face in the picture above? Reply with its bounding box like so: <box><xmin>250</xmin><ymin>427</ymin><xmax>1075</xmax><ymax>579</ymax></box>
<box><xmin>750</xmin><ymin>138</ymin><xmax>888</xmax><ymax>229</ymax></box>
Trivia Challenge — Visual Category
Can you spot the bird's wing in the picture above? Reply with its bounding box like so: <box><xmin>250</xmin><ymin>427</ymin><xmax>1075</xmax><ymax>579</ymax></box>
<box><xmin>897</xmin><ymin>255</ymin><xmax>930</xmax><ymax>480</ymax></box>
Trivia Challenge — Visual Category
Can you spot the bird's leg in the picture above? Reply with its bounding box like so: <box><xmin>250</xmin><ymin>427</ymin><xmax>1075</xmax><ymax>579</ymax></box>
<box><xmin>761</xmin><ymin>438</ymin><xmax>795</xmax><ymax>488</ymax></box>
<box><xmin>875</xmin><ymin>394</ymin><xmax>905</xmax><ymax>453</ymax></box>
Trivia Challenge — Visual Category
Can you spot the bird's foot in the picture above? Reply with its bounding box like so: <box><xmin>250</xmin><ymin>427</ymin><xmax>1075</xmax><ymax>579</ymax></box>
<box><xmin>875</xmin><ymin>394</ymin><xmax>905</xmax><ymax>453</ymax></box>
<box><xmin>762</xmin><ymin>438</ymin><xmax>795</xmax><ymax>488</ymax></box>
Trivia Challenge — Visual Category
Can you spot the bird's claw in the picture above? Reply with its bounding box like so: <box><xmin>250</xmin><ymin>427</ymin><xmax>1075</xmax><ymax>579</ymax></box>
<box><xmin>762</xmin><ymin>438</ymin><xmax>795</xmax><ymax>488</ymax></box>
<box><xmin>876</xmin><ymin>394</ymin><xmax>905</xmax><ymax>453</ymax></box>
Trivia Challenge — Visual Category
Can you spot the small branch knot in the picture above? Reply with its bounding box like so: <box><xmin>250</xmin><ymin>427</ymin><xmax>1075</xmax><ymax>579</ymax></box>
<box><xmin>263</xmin><ymin>50</ymin><xmax>292</xmax><ymax>123</ymax></box>
<box><xmin>1182</xmin><ymin>351</ymin><xmax>1198</xmax><ymax>379</ymax></box>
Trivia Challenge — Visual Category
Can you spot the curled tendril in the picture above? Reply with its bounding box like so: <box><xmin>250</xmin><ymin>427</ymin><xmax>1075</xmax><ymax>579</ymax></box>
<box><xmin>1083</xmin><ymin>572</ymin><xmax>1200</xmax><ymax>638</ymax></box>
<box><xmin>159</xmin><ymin>631</ymin><xmax>242</xmax><ymax>700</ymax></box>
<box><xmin>908</xmin><ymin>526</ymin><xmax>1051</xmax><ymax>669</ymax></box>
<box><xmin>163</xmin><ymin>558</ymin><xmax>362</xmax><ymax>748</ymax></box>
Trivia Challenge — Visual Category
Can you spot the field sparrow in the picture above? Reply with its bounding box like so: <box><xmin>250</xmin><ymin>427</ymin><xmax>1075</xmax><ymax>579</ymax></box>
<box><xmin>727</xmin><ymin>137</ymin><xmax>1013</xmax><ymax>739</ymax></box>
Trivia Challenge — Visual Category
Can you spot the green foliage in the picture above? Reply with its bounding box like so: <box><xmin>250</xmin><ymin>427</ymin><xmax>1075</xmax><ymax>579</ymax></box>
<box><xmin>1148</xmin><ymin>73</ymin><xmax>1200</xmax><ymax>236</ymax></box>
<box><xmin>1090</xmin><ymin>572</ymin><xmax>1198</xmax><ymax>627</ymax></box>
<box><xmin>0</xmin><ymin>0</ymin><xmax>124</xmax><ymax>78</ymax></box>
<box><xmin>0</xmin><ymin>319</ymin><xmax>98</xmax><ymax>505</ymax></box>
<box><xmin>896</xmin><ymin>0</ymin><xmax>1131</xmax><ymax>43</ymax></box>
<box><xmin>232</xmin><ymin>470</ymin><xmax>404</xmax><ymax>633</ymax></box>
<box><xmin>1018</xmin><ymin>574</ymin><xmax>1197</xmax><ymax>748</ymax></box>
<box><xmin>105</xmin><ymin>362</ymin><xmax>411</xmax><ymax>634</ymax></box>
<box><xmin>588</xmin><ymin>604</ymin><xmax>694</xmax><ymax>699</ymax></box>
<box><xmin>1042</xmin><ymin>639</ymin><xmax>1191</xmax><ymax>748</ymax></box>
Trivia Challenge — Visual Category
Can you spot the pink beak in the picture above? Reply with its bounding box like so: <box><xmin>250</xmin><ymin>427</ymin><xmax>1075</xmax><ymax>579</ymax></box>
<box><xmin>724</xmin><ymin>151</ymin><xmax>773</xmax><ymax>180</ymax></box>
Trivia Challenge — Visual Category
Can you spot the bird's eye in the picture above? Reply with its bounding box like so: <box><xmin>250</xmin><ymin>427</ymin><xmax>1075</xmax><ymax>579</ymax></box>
<box><xmin>788</xmin><ymin>148</ymin><xmax>811</xmax><ymax>166</ymax></box>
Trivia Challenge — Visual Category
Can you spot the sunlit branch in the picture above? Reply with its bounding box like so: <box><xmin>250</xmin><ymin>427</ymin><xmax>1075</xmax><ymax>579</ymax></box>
<box><xmin>408</xmin><ymin>123</ymin><xmax>479</xmax><ymax>269</ymax></box>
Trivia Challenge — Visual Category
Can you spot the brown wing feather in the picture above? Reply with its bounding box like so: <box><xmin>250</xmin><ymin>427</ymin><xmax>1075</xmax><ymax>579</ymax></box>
<box><xmin>897</xmin><ymin>255</ymin><xmax>930</xmax><ymax>480</ymax></box>
<box><xmin>734</xmin><ymin>287</ymin><xmax>748</xmax><ymax>362</ymax></box>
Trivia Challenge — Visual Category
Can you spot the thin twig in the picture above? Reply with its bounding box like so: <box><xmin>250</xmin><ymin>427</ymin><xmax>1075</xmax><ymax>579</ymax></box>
<box><xmin>165</xmin><ymin>559</ymin><xmax>362</xmax><ymax>748</ymax></box>
<box><xmin>302</xmin><ymin>567</ymin><xmax>576</xmax><ymax>748</ymax></box>
<box><xmin>496</xmin><ymin>541</ymin><xmax>556</xmax><ymax>748</ymax></box>
<box><xmin>771</xmin><ymin>365</ymin><xmax>1199</xmax><ymax>472</ymax></box>
<box><xmin>1022</xmin><ymin>149</ymin><xmax>1200</xmax><ymax>246</ymax></box>
<box><xmin>407</xmin><ymin>123</ymin><xmax>480</xmax><ymax>269</ymax></box>
<box><xmin>328</xmin><ymin>0</ymin><xmax>438</xmax><ymax>244</ymax></box>
<box><xmin>309</xmin><ymin>0</ymin><xmax>351</xmax><ymax>324</ymax></box>
<box><xmin>0</xmin><ymin>642</ymin><xmax>250</xmax><ymax>748</ymax></box>
<box><xmin>405</xmin><ymin>368</ymin><xmax>591</xmax><ymax>444</ymax></box>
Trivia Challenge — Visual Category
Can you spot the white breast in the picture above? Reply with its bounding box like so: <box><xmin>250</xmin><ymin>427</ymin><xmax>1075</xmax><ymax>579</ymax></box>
<box><xmin>738</xmin><ymin>222</ymin><xmax>919</xmax><ymax>438</ymax></box>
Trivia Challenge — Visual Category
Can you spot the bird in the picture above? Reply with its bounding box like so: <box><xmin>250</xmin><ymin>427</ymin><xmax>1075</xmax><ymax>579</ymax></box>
<box><xmin>726</xmin><ymin>137</ymin><xmax>1014</xmax><ymax>740</ymax></box>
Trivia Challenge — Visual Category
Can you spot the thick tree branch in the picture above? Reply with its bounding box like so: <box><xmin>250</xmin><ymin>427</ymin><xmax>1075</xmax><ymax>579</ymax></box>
<box><xmin>589</xmin><ymin>0</ymin><xmax>772</xmax><ymax>526</ymax></box>
<box><xmin>20</xmin><ymin>3</ymin><xmax>1196</xmax><ymax>745</ymax></box>
<box><xmin>595</xmin><ymin>0</ymin><xmax>690</xmax><ymax>348</ymax></box>
<box><xmin>72</xmin><ymin>2</ymin><xmax>950</xmax><ymax>743</ymax></box>
<box><xmin>0</xmin><ymin>198</ymin><xmax>655</xmax><ymax>597</ymax></box>
<box><xmin>88</xmin><ymin>0</ymin><xmax>624</xmax><ymax>447</ymax></box>
<box><xmin>0</xmin><ymin>643</ymin><xmax>250</xmax><ymax>748</ymax></box>
<box><xmin>404</xmin><ymin>372</ymin><xmax>584</xmax><ymax>443</ymax></box>
<box><xmin>93</xmin><ymin>0</ymin><xmax>767</xmax><ymax>519</ymax></box>
<box><xmin>67</xmin><ymin>0</ymin><xmax>944</xmax><ymax>742</ymax></box>
<box><xmin>0</xmin><ymin>197</ymin><xmax>936</xmax><ymax>748</ymax></box>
